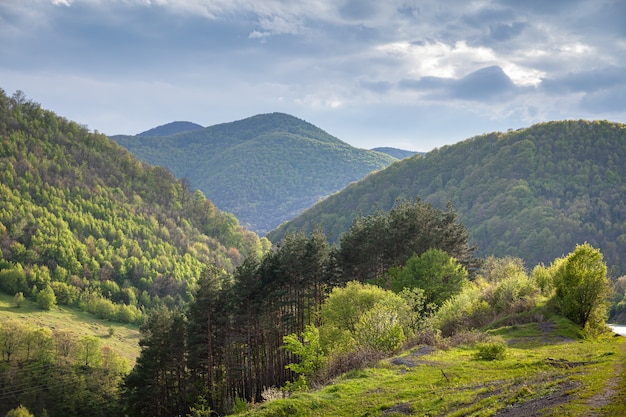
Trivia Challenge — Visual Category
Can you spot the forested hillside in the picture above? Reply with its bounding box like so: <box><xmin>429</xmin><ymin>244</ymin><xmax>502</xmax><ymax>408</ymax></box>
<box><xmin>136</xmin><ymin>121</ymin><xmax>204</xmax><ymax>137</ymax></box>
<box><xmin>268</xmin><ymin>120</ymin><xmax>626</xmax><ymax>277</ymax></box>
<box><xmin>371</xmin><ymin>147</ymin><xmax>419</xmax><ymax>159</ymax></box>
<box><xmin>0</xmin><ymin>88</ymin><xmax>270</xmax><ymax>323</ymax></box>
<box><xmin>112</xmin><ymin>113</ymin><xmax>397</xmax><ymax>234</ymax></box>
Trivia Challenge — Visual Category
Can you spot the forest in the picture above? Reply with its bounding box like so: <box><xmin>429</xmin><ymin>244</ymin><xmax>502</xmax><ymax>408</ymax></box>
<box><xmin>0</xmin><ymin>88</ymin><xmax>623</xmax><ymax>416</ymax></box>
<box><xmin>269</xmin><ymin>120</ymin><xmax>626</xmax><ymax>278</ymax></box>
<box><xmin>0</xmin><ymin>88</ymin><xmax>270</xmax><ymax>326</ymax></box>
<box><xmin>112</xmin><ymin>113</ymin><xmax>397</xmax><ymax>234</ymax></box>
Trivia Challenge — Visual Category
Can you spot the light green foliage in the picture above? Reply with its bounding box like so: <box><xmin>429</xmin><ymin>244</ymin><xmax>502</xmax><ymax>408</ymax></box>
<box><xmin>0</xmin><ymin>88</ymin><xmax>270</xmax><ymax>324</ymax></box>
<box><xmin>479</xmin><ymin>256</ymin><xmax>540</xmax><ymax>314</ymax></box>
<box><xmin>0</xmin><ymin>268</ymin><xmax>27</xmax><ymax>295</ymax></box>
<box><xmin>553</xmin><ymin>243</ymin><xmax>611</xmax><ymax>330</ymax></box>
<box><xmin>5</xmin><ymin>405</ymin><xmax>34</xmax><ymax>417</ymax></box>
<box><xmin>354</xmin><ymin>301</ymin><xmax>405</xmax><ymax>354</ymax></box>
<box><xmin>283</xmin><ymin>324</ymin><xmax>326</xmax><ymax>387</ymax></box>
<box><xmin>475</xmin><ymin>336</ymin><xmax>508</xmax><ymax>360</ymax></box>
<box><xmin>388</xmin><ymin>248</ymin><xmax>468</xmax><ymax>308</ymax></box>
<box><xmin>531</xmin><ymin>263</ymin><xmax>553</xmax><ymax>295</ymax></box>
<box><xmin>13</xmin><ymin>292</ymin><xmax>24</xmax><ymax>308</ymax></box>
<box><xmin>434</xmin><ymin>285</ymin><xmax>492</xmax><ymax>337</ymax></box>
<box><xmin>78</xmin><ymin>335</ymin><xmax>103</xmax><ymax>368</ymax></box>
<box><xmin>320</xmin><ymin>281</ymin><xmax>411</xmax><ymax>354</ymax></box>
<box><xmin>36</xmin><ymin>285</ymin><xmax>56</xmax><ymax>310</ymax></box>
<box><xmin>232</xmin><ymin>397</ymin><xmax>250</xmax><ymax>414</ymax></box>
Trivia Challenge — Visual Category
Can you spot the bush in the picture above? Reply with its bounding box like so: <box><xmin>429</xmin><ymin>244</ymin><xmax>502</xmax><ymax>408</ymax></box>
<box><xmin>13</xmin><ymin>292</ymin><xmax>25</xmax><ymax>308</ymax></box>
<box><xmin>475</xmin><ymin>337</ymin><xmax>507</xmax><ymax>361</ymax></box>
<box><xmin>37</xmin><ymin>285</ymin><xmax>57</xmax><ymax>310</ymax></box>
<box><xmin>354</xmin><ymin>302</ymin><xmax>405</xmax><ymax>354</ymax></box>
<box><xmin>434</xmin><ymin>286</ymin><xmax>492</xmax><ymax>337</ymax></box>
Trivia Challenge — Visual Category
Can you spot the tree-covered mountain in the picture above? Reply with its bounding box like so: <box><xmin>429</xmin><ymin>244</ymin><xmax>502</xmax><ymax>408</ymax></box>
<box><xmin>112</xmin><ymin>113</ymin><xmax>398</xmax><ymax>235</ymax></box>
<box><xmin>136</xmin><ymin>121</ymin><xmax>204</xmax><ymax>137</ymax></box>
<box><xmin>371</xmin><ymin>147</ymin><xmax>419</xmax><ymax>159</ymax></box>
<box><xmin>268</xmin><ymin>120</ymin><xmax>626</xmax><ymax>277</ymax></box>
<box><xmin>0</xmin><ymin>88</ymin><xmax>269</xmax><ymax>323</ymax></box>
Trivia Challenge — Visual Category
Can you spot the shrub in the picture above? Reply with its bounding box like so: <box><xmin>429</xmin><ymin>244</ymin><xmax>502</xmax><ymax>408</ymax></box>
<box><xmin>37</xmin><ymin>285</ymin><xmax>57</xmax><ymax>310</ymax></box>
<box><xmin>13</xmin><ymin>292</ymin><xmax>25</xmax><ymax>308</ymax></box>
<box><xmin>475</xmin><ymin>337</ymin><xmax>507</xmax><ymax>360</ymax></box>
<box><xmin>354</xmin><ymin>302</ymin><xmax>405</xmax><ymax>354</ymax></box>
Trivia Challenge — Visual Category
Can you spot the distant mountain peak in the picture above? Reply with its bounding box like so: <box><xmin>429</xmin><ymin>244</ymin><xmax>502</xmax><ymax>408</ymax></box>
<box><xmin>137</xmin><ymin>121</ymin><xmax>204</xmax><ymax>137</ymax></box>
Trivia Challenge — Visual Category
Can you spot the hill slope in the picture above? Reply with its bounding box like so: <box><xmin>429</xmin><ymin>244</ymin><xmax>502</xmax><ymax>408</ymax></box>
<box><xmin>268</xmin><ymin>120</ymin><xmax>626</xmax><ymax>276</ymax></box>
<box><xmin>112</xmin><ymin>113</ymin><xmax>397</xmax><ymax>234</ymax></box>
<box><xmin>236</xmin><ymin>321</ymin><xmax>626</xmax><ymax>416</ymax></box>
<box><xmin>0</xmin><ymin>88</ymin><xmax>269</xmax><ymax>318</ymax></box>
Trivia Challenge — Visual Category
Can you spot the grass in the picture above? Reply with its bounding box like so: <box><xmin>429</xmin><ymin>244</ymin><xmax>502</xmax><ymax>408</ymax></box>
<box><xmin>0</xmin><ymin>292</ymin><xmax>141</xmax><ymax>363</ymax></box>
<box><xmin>234</xmin><ymin>320</ymin><xmax>626</xmax><ymax>417</ymax></box>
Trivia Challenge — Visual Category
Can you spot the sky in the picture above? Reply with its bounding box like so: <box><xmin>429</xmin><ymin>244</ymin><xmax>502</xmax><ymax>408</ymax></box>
<box><xmin>1</xmin><ymin>1</ymin><xmax>625</xmax><ymax>152</ymax></box>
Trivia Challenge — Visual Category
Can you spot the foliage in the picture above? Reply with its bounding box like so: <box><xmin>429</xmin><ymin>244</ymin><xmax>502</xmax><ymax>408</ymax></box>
<box><xmin>553</xmin><ymin>243</ymin><xmax>611</xmax><ymax>330</ymax></box>
<box><xmin>269</xmin><ymin>120</ymin><xmax>626</xmax><ymax>278</ymax></box>
<box><xmin>5</xmin><ymin>405</ymin><xmax>34</xmax><ymax>417</ymax></box>
<box><xmin>13</xmin><ymin>292</ymin><xmax>24</xmax><ymax>308</ymax></box>
<box><xmin>113</xmin><ymin>113</ymin><xmax>397</xmax><ymax>234</ymax></box>
<box><xmin>36</xmin><ymin>286</ymin><xmax>56</xmax><ymax>310</ymax></box>
<box><xmin>337</xmin><ymin>199</ymin><xmax>478</xmax><ymax>284</ymax></box>
<box><xmin>434</xmin><ymin>256</ymin><xmax>542</xmax><ymax>336</ymax></box>
<box><xmin>354</xmin><ymin>301</ymin><xmax>406</xmax><ymax>354</ymax></box>
<box><xmin>475</xmin><ymin>336</ymin><xmax>508</xmax><ymax>360</ymax></box>
<box><xmin>283</xmin><ymin>325</ymin><xmax>326</xmax><ymax>389</ymax></box>
<box><xmin>387</xmin><ymin>248</ymin><xmax>468</xmax><ymax>308</ymax></box>
<box><xmin>0</xmin><ymin>88</ymin><xmax>269</xmax><ymax>322</ymax></box>
<box><xmin>0</xmin><ymin>319</ymin><xmax>129</xmax><ymax>417</ymax></box>
<box><xmin>320</xmin><ymin>282</ymin><xmax>411</xmax><ymax>354</ymax></box>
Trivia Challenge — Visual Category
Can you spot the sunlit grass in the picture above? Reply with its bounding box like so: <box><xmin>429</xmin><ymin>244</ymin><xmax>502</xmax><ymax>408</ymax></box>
<box><xmin>236</xmin><ymin>320</ymin><xmax>626</xmax><ymax>417</ymax></box>
<box><xmin>0</xmin><ymin>292</ymin><xmax>140</xmax><ymax>363</ymax></box>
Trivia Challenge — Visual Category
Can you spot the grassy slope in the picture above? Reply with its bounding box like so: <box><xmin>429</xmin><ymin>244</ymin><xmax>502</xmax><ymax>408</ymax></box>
<box><xmin>235</xmin><ymin>319</ymin><xmax>626</xmax><ymax>417</ymax></box>
<box><xmin>0</xmin><ymin>292</ymin><xmax>140</xmax><ymax>364</ymax></box>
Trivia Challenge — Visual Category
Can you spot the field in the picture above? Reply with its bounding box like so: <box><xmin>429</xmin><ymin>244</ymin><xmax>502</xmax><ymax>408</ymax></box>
<box><xmin>0</xmin><ymin>292</ymin><xmax>141</xmax><ymax>363</ymax></box>
<box><xmin>236</xmin><ymin>319</ymin><xmax>626</xmax><ymax>416</ymax></box>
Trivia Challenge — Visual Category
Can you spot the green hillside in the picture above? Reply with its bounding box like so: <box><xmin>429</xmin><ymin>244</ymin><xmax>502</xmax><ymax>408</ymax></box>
<box><xmin>136</xmin><ymin>121</ymin><xmax>204</xmax><ymax>137</ymax></box>
<box><xmin>268</xmin><ymin>120</ymin><xmax>626</xmax><ymax>277</ymax></box>
<box><xmin>0</xmin><ymin>88</ymin><xmax>270</xmax><ymax>322</ymax></box>
<box><xmin>371</xmin><ymin>147</ymin><xmax>419</xmax><ymax>159</ymax></box>
<box><xmin>112</xmin><ymin>113</ymin><xmax>397</xmax><ymax>235</ymax></box>
<box><xmin>235</xmin><ymin>320</ymin><xmax>626</xmax><ymax>417</ymax></box>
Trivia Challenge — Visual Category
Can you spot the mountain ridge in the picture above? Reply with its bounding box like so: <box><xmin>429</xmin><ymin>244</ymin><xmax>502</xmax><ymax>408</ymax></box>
<box><xmin>268</xmin><ymin>119</ymin><xmax>626</xmax><ymax>277</ymax></box>
<box><xmin>113</xmin><ymin>113</ymin><xmax>398</xmax><ymax>234</ymax></box>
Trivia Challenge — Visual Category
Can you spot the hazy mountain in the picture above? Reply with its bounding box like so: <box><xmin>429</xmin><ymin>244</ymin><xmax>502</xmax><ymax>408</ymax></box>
<box><xmin>136</xmin><ymin>121</ymin><xmax>204</xmax><ymax>137</ymax></box>
<box><xmin>268</xmin><ymin>120</ymin><xmax>626</xmax><ymax>277</ymax></box>
<box><xmin>112</xmin><ymin>113</ymin><xmax>397</xmax><ymax>234</ymax></box>
<box><xmin>371</xmin><ymin>147</ymin><xmax>420</xmax><ymax>159</ymax></box>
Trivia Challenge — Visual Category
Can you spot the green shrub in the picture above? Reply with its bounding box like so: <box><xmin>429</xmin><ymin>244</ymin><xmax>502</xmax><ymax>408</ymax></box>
<box><xmin>475</xmin><ymin>337</ymin><xmax>507</xmax><ymax>360</ymax></box>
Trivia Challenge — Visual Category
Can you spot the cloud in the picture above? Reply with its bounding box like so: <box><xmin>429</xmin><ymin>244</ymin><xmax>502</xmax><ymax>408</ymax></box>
<box><xmin>399</xmin><ymin>65</ymin><xmax>519</xmax><ymax>102</ymax></box>
<box><xmin>542</xmin><ymin>66</ymin><xmax>626</xmax><ymax>94</ymax></box>
<box><xmin>0</xmin><ymin>0</ymin><xmax>624</xmax><ymax>152</ymax></box>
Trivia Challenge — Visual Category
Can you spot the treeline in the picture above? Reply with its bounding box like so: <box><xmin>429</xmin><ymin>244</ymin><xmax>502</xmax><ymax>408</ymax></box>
<box><xmin>0</xmin><ymin>88</ymin><xmax>270</xmax><ymax>322</ymax></box>
<box><xmin>123</xmin><ymin>198</ymin><xmax>477</xmax><ymax>416</ymax></box>
<box><xmin>268</xmin><ymin>120</ymin><xmax>626</xmax><ymax>277</ymax></box>
<box><xmin>125</xmin><ymin>198</ymin><xmax>614</xmax><ymax>417</ymax></box>
<box><xmin>0</xmin><ymin>320</ymin><xmax>129</xmax><ymax>416</ymax></box>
